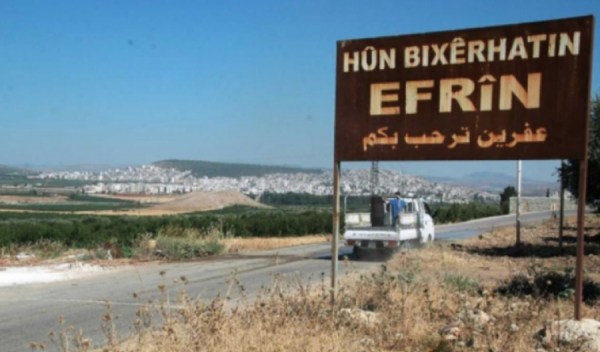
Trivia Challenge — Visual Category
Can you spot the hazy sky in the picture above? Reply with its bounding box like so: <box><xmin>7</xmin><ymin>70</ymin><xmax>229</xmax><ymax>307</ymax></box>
<box><xmin>1</xmin><ymin>1</ymin><xmax>598</xmax><ymax>181</ymax></box>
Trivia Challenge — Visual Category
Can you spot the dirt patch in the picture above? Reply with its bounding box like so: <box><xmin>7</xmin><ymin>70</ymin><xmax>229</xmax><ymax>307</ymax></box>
<box><xmin>449</xmin><ymin>215</ymin><xmax>600</xmax><ymax>282</ymax></box>
<box><xmin>0</xmin><ymin>190</ymin><xmax>267</xmax><ymax>216</ymax></box>
<box><xmin>383</xmin><ymin>215</ymin><xmax>600</xmax><ymax>290</ymax></box>
<box><xmin>119</xmin><ymin>190</ymin><xmax>267</xmax><ymax>215</ymax></box>
<box><xmin>151</xmin><ymin>190</ymin><xmax>265</xmax><ymax>210</ymax></box>
<box><xmin>388</xmin><ymin>244</ymin><xmax>517</xmax><ymax>288</ymax></box>
<box><xmin>94</xmin><ymin>194</ymin><xmax>179</xmax><ymax>204</ymax></box>
<box><xmin>0</xmin><ymin>195</ymin><xmax>68</xmax><ymax>205</ymax></box>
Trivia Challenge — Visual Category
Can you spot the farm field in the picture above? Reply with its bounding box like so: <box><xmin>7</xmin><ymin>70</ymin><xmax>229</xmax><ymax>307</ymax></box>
<box><xmin>0</xmin><ymin>190</ymin><xmax>265</xmax><ymax>215</ymax></box>
<box><xmin>0</xmin><ymin>193</ymin><xmax>141</xmax><ymax>212</ymax></box>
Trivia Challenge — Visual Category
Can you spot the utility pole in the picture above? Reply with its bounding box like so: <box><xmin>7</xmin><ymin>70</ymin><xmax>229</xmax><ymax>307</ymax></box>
<box><xmin>559</xmin><ymin>160</ymin><xmax>565</xmax><ymax>249</ymax></box>
<box><xmin>370</xmin><ymin>161</ymin><xmax>379</xmax><ymax>195</ymax></box>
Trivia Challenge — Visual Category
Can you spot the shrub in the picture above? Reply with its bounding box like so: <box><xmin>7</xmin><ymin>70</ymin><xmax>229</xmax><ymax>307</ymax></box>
<box><xmin>495</xmin><ymin>274</ymin><xmax>534</xmax><ymax>296</ymax></box>
<box><xmin>0</xmin><ymin>208</ymin><xmax>333</xmax><ymax>256</ymax></box>
<box><xmin>496</xmin><ymin>269</ymin><xmax>600</xmax><ymax>304</ymax></box>
<box><xmin>430</xmin><ymin>202</ymin><xmax>503</xmax><ymax>224</ymax></box>
<box><xmin>155</xmin><ymin>236</ymin><xmax>224</xmax><ymax>259</ymax></box>
<box><xmin>154</xmin><ymin>225</ymin><xmax>224</xmax><ymax>259</ymax></box>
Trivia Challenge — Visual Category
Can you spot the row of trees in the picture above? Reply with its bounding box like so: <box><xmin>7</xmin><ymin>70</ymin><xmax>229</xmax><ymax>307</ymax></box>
<box><xmin>429</xmin><ymin>202</ymin><xmax>503</xmax><ymax>223</ymax></box>
<box><xmin>562</xmin><ymin>95</ymin><xmax>600</xmax><ymax>209</ymax></box>
<box><xmin>0</xmin><ymin>210</ymin><xmax>334</xmax><ymax>250</ymax></box>
<box><xmin>260</xmin><ymin>192</ymin><xmax>505</xmax><ymax>223</ymax></box>
<box><xmin>260</xmin><ymin>192</ymin><xmax>371</xmax><ymax>211</ymax></box>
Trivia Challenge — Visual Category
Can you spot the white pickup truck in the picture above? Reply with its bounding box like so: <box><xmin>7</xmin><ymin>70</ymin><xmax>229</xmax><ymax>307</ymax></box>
<box><xmin>344</xmin><ymin>197</ymin><xmax>435</xmax><ymax>257</ymax></box>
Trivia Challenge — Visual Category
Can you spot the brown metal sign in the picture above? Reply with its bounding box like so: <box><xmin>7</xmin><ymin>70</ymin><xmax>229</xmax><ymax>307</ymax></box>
<box><xmin>334</xmin><ymin>16</ymin><xmax>594</xmax><ymax>162</ymax></box>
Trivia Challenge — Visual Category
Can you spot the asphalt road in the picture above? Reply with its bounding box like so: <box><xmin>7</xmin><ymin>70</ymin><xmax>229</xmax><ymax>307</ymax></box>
<box><xmin>0</xmin><ymin>210</ymin><xmax>573</xmax><ymax>351</ymax></box>
<box><xmin>436</xmin><ymin>209</ymin><xmax>578</xmax><ymax>240</ymax></box>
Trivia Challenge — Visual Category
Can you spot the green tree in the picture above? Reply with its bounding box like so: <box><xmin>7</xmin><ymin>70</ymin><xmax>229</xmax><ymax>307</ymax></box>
<box><xmin>500</xmin><ymin>186</ymin><xmax>517</xmax><ymax>214</ymax></box>
<box><xmin>562</xmin><ymin>94</ymin><xmax>600</xmax><ymax>211</ymax></box>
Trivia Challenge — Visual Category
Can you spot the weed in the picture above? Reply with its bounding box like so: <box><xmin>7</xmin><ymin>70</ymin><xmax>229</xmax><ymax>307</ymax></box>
<box><xmin>154</xmin><ymin>226</ymin><xmax>224</xmax><ymax>260</ymax></box>
<box><xmin>28</xmin><ymin>239</ymin><xmax>67</xmax><ymax>259</ymax></box>
<box><xmin>35</xmin><ymin>262</ymin><xmax>599</xmax><ymax>352</ymax></box>
<box><xmin>100</xmin><ymin>302</ymin><xmax>120</xmax><ymax>349</ymax></box>
<box><xmin>443</xmin><ymin>273</ymin><xmax>482</xmax><ymax>293</ymax></box>
<box><xmin>47</xmin><ymin>315</ymin><xmax>91</xmax><ymax>352</ymax></box>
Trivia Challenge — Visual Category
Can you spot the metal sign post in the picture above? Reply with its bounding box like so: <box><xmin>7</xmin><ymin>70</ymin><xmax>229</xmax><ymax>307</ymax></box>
<box><xmin>516</xmin><ymin>160</ymin><xmax>522</xmax><ymax>245</ymax></box>
<box><xmin>559</xmin><ymin>160</ymin><xmax>566</xmax><ymax>249</ymax></box>
<box><xmin>331</xmin><ymin>161</ymin><xmax>341</xmax><ymax>303</ymax></box>
<box><xmin>575</xmin><ymin>159</ymin><xmax>588</xmax><ymax>320</ymax></box>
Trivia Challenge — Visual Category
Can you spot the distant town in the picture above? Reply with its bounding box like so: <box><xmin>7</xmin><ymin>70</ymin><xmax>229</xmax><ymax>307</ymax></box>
<box><xmin>35</xmin><ymin>164</ymin><xmax>499</xmax><ymax>203</ymax></box>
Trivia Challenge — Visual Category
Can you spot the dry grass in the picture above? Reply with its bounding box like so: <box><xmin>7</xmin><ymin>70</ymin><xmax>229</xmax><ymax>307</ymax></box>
<box><xmin>90</xmin><ymin>194</ymin><xmax>179</xmax><ymax>204</ymax></box>
<box><xmin>1</xmin><ymin>229</ymin><xmax>328</xmax><ymax>266</ymax></box>
<box><xmin>454</xmin><ymin>215</ymin><xmax>600</xmax><ymax>282</ymax></box>
<box><xmin>0</xmin><ymin>194</ymin><xmax>68</xmax><ymax>205</ymax></box>
<box><xmin>220</xmin><ymin>235</ymin><xmax>329</xmax><ymax>253</ymax></box>
<box><xmin>36</xmin><ymin>214</ymin><xmax>600</xmax><ymax>352</ymax></box>
<box><xmin>104</xmin><ymin>191</ymin><xmax>267</xmax><ymax>216</ymax></box>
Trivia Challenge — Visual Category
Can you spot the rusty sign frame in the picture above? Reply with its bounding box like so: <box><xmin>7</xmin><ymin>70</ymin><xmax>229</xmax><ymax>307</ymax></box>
<box><xmin>334</xmin><ymin>16</ymin><xmax>593</xmax><ymax>162</ymax></box>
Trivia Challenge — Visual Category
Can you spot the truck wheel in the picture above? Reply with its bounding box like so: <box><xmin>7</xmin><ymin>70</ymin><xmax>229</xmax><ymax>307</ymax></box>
<box><xmin>352</xmin><ymin>246</ymin><xmax>363</xmax><ymax>260</ymax></box>
<box><xmin>422</xmin><ymin>234</ymin><xmax>433</xmax><ymax>244</ymax></box>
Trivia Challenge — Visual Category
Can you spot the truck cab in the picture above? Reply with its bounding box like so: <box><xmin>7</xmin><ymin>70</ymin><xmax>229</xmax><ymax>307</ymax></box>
<box><xmin>344</xmin><ymin>197</ymin><xmax>435</xmax><ymax>256</ymax></box>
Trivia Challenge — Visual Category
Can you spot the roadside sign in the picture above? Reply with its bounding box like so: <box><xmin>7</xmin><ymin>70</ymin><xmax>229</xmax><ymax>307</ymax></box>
<box><xmin>334</xmin><ymin>16</ymin><xmax>593</xmax><ymax>161</ymax></box>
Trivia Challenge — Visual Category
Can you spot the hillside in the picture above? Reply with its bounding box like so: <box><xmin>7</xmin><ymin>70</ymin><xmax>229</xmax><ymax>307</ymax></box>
<box><xmin>153</xmin><ymin>159</ymin><xmax>322</xmax><ymax>178</ymax></box>
<box><xmin>424</xmin><ymin>171</ymin><xmax>558</xmax><ymax>196</ymax></box>
<box><xmin>0</xmin><ymin>165</ymin><xmax>33</xmax><ymax>176</ymax></box>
